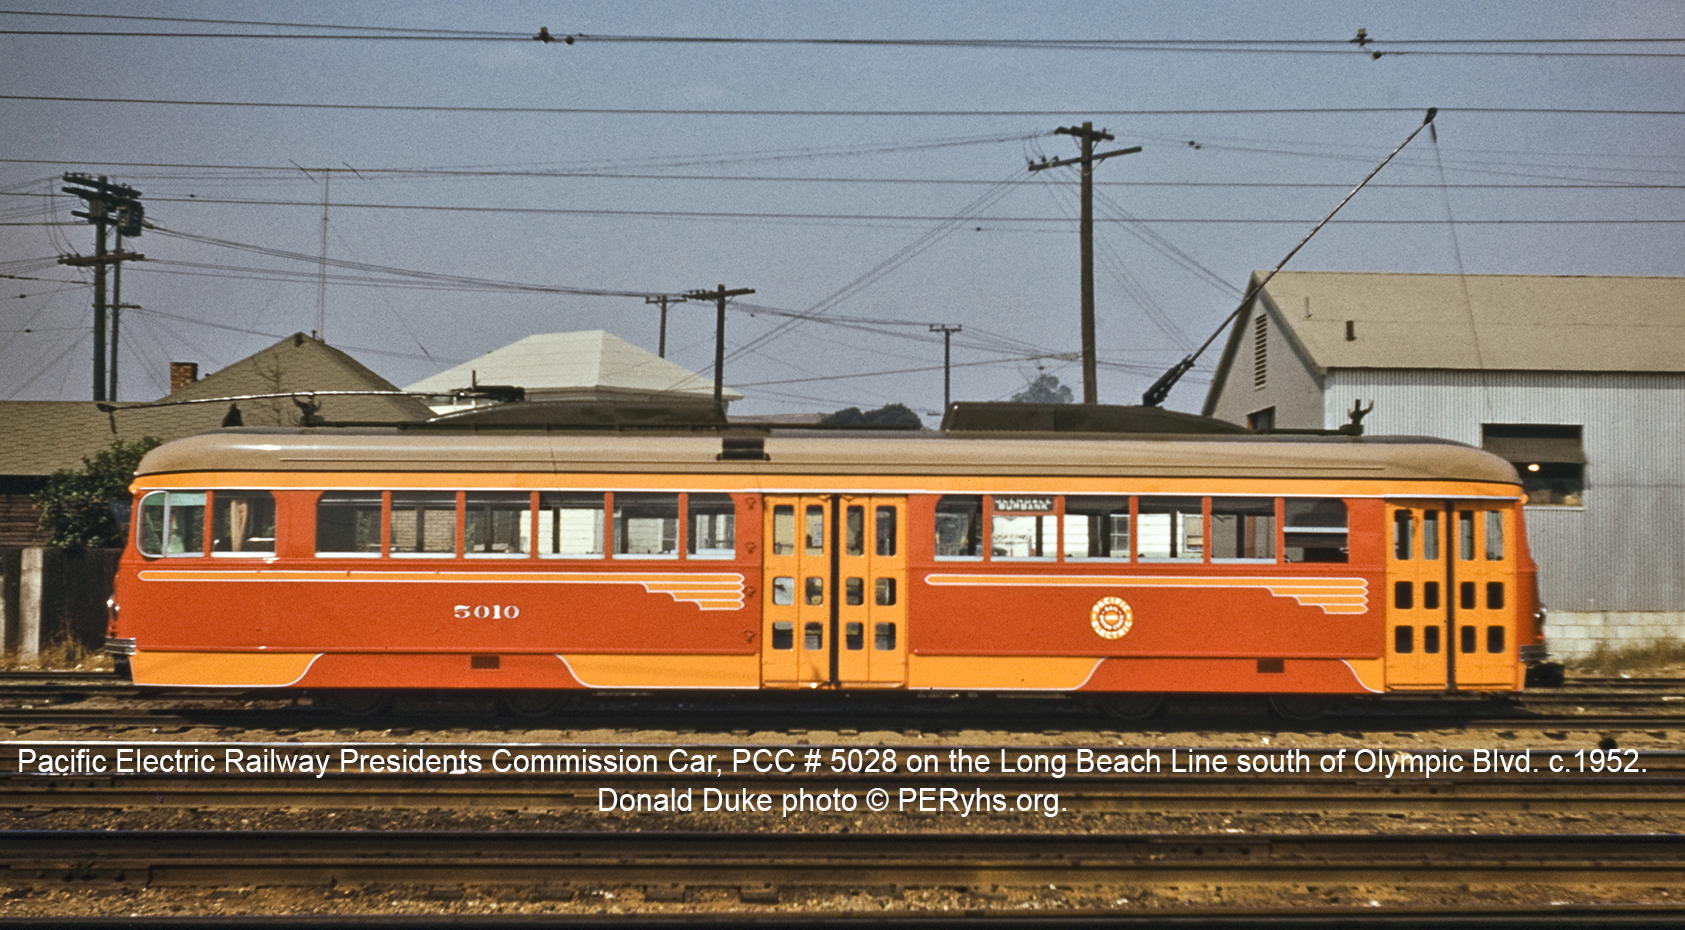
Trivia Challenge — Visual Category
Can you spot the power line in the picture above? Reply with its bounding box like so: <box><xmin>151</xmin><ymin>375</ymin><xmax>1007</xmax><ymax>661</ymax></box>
<box><xmin>5</xmin><ymin>95</ymin><xmax>1684</xmax><ymax>117</ymax></box>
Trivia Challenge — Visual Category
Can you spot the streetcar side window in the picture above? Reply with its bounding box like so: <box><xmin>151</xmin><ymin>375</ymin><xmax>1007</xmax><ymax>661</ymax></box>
<box><xmin>1137</xmin><ymin>497</ymin><xmax>1202</xmax><ymax>561</ymax></box>
<box><xmin>1063</xmin><ymin>496</ymin><xmax>1129</xmax><ymax>560</ymax></box>
<box><xmin>537</xmin><ymin>492</ymin><xmax>605</xmax><ymax>558</ymax></box>
<box><xmin>390</xmin><ymin>492</ymin><xmax>457</xmax><ymax>557</ymax></box>
<box><xmin>614</xmin><ymin>493</ymin><xmax>679</xmax><ymax>558</ymax></box>
<box><xmin>934</xmin><ymin>495</ymin><xmax>982</xmax><ymax>558</ymax></box>
<box><xmin>316</xmin><ymin>492</ymin><xmax>382</xmax><ymax>557</ymax></box>
<box><xmin>687</xmin><ymin>494</ymin><xmax>736</xmax><ymax>559</ymax></box>
<box><xmin>137</xmin><ymin>490</ymin><xmax>206</xmax><ymax>558</ymax></box>
<box><xmin>465</xmin><ymin>492</ymin><xmax>529</xmax><ymax>557</ymax></box>
<box><xmin>1284</xmin><ymin>498</ymin><xmax>1348</xmax><ymax>563</ymax></box>
<box><xmin>990</xmin><ymin>496</ymin><xmax>1055</xmax><ymax>560</ymax></box>
<box><xmin>1209</xmin><ymin>497</ymin><xmax>1275</xmax><ymax>562</ymax></box>
<box><xmin>212</xmin><ymin>491</ymin><xmax>276</xmax><ymax>555</ymax></box>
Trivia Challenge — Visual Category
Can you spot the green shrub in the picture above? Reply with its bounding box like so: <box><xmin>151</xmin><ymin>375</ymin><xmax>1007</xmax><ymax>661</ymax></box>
<box><xmin>35</xmin><ymin>437</ymin><xmax>161</xmax><ymax>551</ymax></box>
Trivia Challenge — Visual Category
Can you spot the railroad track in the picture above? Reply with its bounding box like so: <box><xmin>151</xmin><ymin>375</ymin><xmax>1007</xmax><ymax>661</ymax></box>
<box><xmin>4</xmin><ymin>829</ymin><xmax>1683</xmax><ymax>896</ymax></box>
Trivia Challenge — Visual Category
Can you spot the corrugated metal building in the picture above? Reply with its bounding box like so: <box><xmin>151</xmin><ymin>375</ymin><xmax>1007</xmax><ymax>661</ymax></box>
<box><xmin>1202</xmin><ymin>271</ymin><xmax>1685</xmax><ymax>657</ymax></box>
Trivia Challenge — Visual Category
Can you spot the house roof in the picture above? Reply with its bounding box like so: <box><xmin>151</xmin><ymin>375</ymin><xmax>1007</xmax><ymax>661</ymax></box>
<box><xmin>404</xmin><ymin>331</ymin><xmax>742</xmax><ymax>402</ymax></box>
<box><xmin>1247</xmin><ymin>271</ymin><xmax>1685</xmax><ymax>374</ymax></box>
<box><xmin>0</xmin><ymin>333</ymin><xmax>429</xmax><ymax>477</ymax></box>
<box><xmin>166</xmin><ymin>332</ymin><xmax>434</xmax><ymax>425</ymax></box>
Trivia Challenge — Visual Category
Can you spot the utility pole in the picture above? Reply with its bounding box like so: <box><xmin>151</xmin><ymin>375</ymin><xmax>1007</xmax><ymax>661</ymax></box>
<box><xmin>929</xmin><ymin>323</ymin><xmax>962</xmax><ymax>412</ymax></box>
<box><xmin>685</xmin><ymin>284</ymin><xmax>755</xmax><ymax>420</ymax></box>
<box><xmin>644</xmin><ymin>294</ymin><xmax>688</xmax><ymax>358</ymax></box>
<box><xmin>1027</xmin><ymin>123</ymin><xmax>1140</xmax><ymax>405</ymax></box>
<box><xmin>58</xmin><ymin>174</ymin><xmax>144</xmax><ymax>401</ymax></box>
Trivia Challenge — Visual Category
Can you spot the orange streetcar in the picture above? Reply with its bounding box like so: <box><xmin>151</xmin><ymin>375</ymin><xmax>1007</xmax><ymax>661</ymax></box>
<box><xmin>106</xmin><ymin>406</ymin><xmax>1544</xmax><ymax>717</ymax></box>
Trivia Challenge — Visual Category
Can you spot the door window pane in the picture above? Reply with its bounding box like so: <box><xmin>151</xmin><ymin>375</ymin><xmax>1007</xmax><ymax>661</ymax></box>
<box><xmin>771</xmin><ymin>576</ymin><xmax>794</xmax><ymax>605</ymax></box>
<box><xmin>687</xmin><ymin>494</ymin><xmax>736</xmax><ymax>559</ymax></box>
<box><xmin>1393</xmin><ymin>510</ymin><xmax>1414</xmax><ymax>560</ymax></box>
<box><xmin>1485</xmin><ymin>511</ymin><xmax>1504</xmax><ymax>561</ymax></box>
<box><xmin>875</xmin><ymin>577</ymin><xmax>897</xmax><ymax>606</ymax></box>
<box><xmin>875</xmin><ymin>622</ymin><xmax>897</xmax><ymax>651</ymax></box>
<box><xmin>614</xmin><ymin>493</ymin><xmax>678</xmax><ymax>557</ymax></box>
<box><xmin>772</xmin><ymin>505</ymin><xmax>795</xmax><ymax>556</ymax></box>
<box><xmin>1137</xmin><ymin>497</ymin><xmax>1202</xmax><ymax>560</ymax></box>
<box><xmin>804</xmin><ymin>576</ymin><xmax>824</xmax><ymax>606</ymax></box>
<box><xmin>539</xmin><ymin>493</ymin><xmax>604</xmax><ymax>557</ymax></box>
<box><xmin>1423</xmin><ymin>511</ymin><xmax>1441</xmax><ymax>560</ymax></box>
<box><xmin>1458</xmin><ymin>511</ymin><xmax>1475</xmax><ymax>561</ymax></box>
<box><xmin>771</xmin><ymin>621</ymin><xmax>793</xmax><ymax>649</ymax></box>
<box><xmin>390</xmin><ymin>492</ymin><xmax>457</xmax><ymax>556</ymax></box>
<box><xmin>1423</xmin><ymin>625</ymin><xmax>1441</xmax><ymax>653</ymax></box>
<box><xmin>1285</xmin><ymin>498</ymin><xmax>1347</xmax><ymax>563</ymax></box>
<box><xmin>804</xmin><ymin>622</ymin><xmax>823</xmax><ymax>649</ymax></box>
<box><xmin>316</xmin><ymin>491</ymin><xmax>382</xmax><ymax>555</ymax></box>
<box><xmin>465</xmin><ymin>492</ymin><xmax>528</xmax><ymax>556</ymax></box>
<box><xmin>934</xmin><ymin>495</ymin><xmax>982</xmax><ymax>557</ymax></box>
<box><xmin>845</xmin><ymin>506</ymin><xmax>865</xmax><ymax>556</ymax></box>
<box><xmin>212</xmin><ymin>491</ymin><xmax>276</xmax><ymax>555</ymax></box>
<box><xmin>845</xmin><ymin>622</ymin><xmax>864</xmax><ymax>650</ymax></box>
<box><xmin>1395</xmin><ymin>626</ymin><xmax>1413</xmax><ymax>654</ymax></box>
<box><xmin>875</xmin><ymin>506</ymin><xmax>897</xmax><ymax>557</ymax></box>
<box><xmin>804</xmin><ymin>505</ymin><xmax>826</xmax><ymax>555</ymax></box>
<box><xmin>1064</xmin><ymin>496</ymin><xmax>1129</xmax><ymax>560</ymax></box>
<box><xmin>845</xmin><ymin>577</ymin><xmax>864</xmax><ymax>606</ymax></box>
<box><xmin>1210</xmin><ymin>497</ymin><xmax>1275</xmax><ymax>561</ymax></box>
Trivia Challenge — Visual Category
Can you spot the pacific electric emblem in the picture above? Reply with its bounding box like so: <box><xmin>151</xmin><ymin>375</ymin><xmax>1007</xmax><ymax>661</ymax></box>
<box><xmin>1090</xmin><ymin>596</ymin><xmax>1134</xmax><ymax>640</ymax></box>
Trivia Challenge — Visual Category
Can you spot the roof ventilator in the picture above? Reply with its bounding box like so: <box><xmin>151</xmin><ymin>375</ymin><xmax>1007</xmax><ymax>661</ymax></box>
<box><xmin>719</xmin><ymin>436</ymin><xmax>769</xmax><ymax>461</ymax></box>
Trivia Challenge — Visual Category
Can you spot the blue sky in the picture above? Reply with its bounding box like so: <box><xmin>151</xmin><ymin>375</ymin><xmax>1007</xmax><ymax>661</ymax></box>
<box><xmin>3</xmin><ymin>2</ymin><xmax>1681</xmax><ymax>417</ymax></box>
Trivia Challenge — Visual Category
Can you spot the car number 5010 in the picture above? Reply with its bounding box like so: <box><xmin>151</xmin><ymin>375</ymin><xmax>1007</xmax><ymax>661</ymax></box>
<box><xmin>454</xmin><ymin>604</ymin><xmax>520</xmax><ymax>619</ymax></box>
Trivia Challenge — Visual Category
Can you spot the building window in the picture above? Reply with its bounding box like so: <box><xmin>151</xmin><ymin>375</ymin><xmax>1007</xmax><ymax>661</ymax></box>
<box><xmin>1481</xmin><ymin>424</ymin><xmax>1585</xmax><ymax>507</ymax></box>
<box><xmin>1247</xmin><ymin>407</ymin><xmax>1275</xmax><ymax>432</ymax></box>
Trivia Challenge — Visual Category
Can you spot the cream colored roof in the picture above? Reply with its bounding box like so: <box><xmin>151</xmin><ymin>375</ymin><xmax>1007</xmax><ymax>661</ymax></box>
<box><xmin>1256</xmin><ymin>271</ymin><xmax>1685</xmax><ymax>373</ymax></box>
<box><xmin>405</xmin><ymin>331</ymin><xmax>741</xmax><ymax>401</ymax></box>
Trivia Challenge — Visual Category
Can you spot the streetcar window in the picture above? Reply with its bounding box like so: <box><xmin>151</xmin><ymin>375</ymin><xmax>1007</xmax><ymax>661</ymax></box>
<box><xmin>771</xmin><ymin>621</ymin><xmax>793</xmax><ymax>650</ymax></box>
<box><xmin>1423</xmin><ymin>624</ymin><xmax>1441</xmax><ymax>653</ymax></box>
<box><xmin>845</xmin><ymin>506</ymin><xmax>865</xmax><ymax>556</ymax></box>
<box><xmin>772</xmin><ymin>505</ymin><xmax>795</xmax><ymax>556</ymax></box>
<box><xmin>804</xmin><ymin>622</ymin><xmax>823</xmax><ymax>649</ymax></box>
<box><xmin>1423</xmin><ymin>511</ymin><xmax>1441</xmax><ymax>560</ymax></box>
<box><xmin>1394</xmin><ymin>625</ymin><xmax>1413</xmax><ymax>654</ymax></box>
<box><xmin>138</xmin><ymin>490</ymin><xmax>207</xmax><ymax>558</ymax></box>
<box><xmin>1460</xmin><ymin>625</ymin><xmax>1477</xmax><ymax>654</ymax></box>
<box><xmin>1394</xmin><ymin>581</ymin><xmax>1414</xmax><ymax>610</ymax></box>
<box><xmin>875</xmin><ymin>622</ymin><xmax>897</xmax><ymax>651</ymax></box>
<box><xmin>1393</xmin><ymin>510</ymin><xmax>1414</xmax><ymax>560</ymax></box>
<box><xmin>804</xmin><ymin>506</ymin><xmax>825</xmax><ymax>556</ymax></box>
<box><xmin>845</xmin><ymin>622</ymin><xmax>864</xmax><ymax>650</ymax></box>
<box><xmin>538</xmin><ymin>492</ymin><xmax>604</xmax><ymax>558</ymax></box>
<box><xmin>614</xmin><ymin>493</ymin><xmax>679</xmax><ymax>557</ymax></box>
<box><xmin>875</xmin><ymin>506</ymin><xmax>897</xmax><ymax>557</ymax></box>
<box><xmin>1460</xmin><ymin>581</ymin><xmax>1477</xmax><ymax>610</ymax></box>
<box><xmin>845</xmin><ymin>577</ymin><xmax>864</xmax><ymax>606</ymax></box>
<box><xmin>771</xmin><ymin>577</ymin><xmax>794</xmax><ymax>606</ymax></box>
<box><xmin>875</xmin><ymin>577</ymin><xmax>897</xmax><ymax>606</ymax></box>
<box><xmin>1137</xmin><ymin>497</ymin><xmax>1202</xmax><ymax>561</ymax></box>
<box><xmin>1485</xmin><ymin>511</ymin><xmax>1504</xmax><ymax>561</ymax></box>
<box><xmin>1423</xmin><ymin>581</ymin><xmax>1441</xmax><ymax>610</ymax></box>
<box><xmin>1063</xmin><ymin>496</ymin><xmax>1129</xmax><ymax>560</ymax></box>
<box><xmin>137</xmin><ymin>491</ymin><xmax>165</xmax><ymax>556</ymax></box>
<box><xmin>1284</xmin><ymin>498</ymin><xmax>1347</xmax><ymax>563</ymax></box>
<box><xmin>805</xmin><ymin>576</ymin><xmax>824</xmax><ymax>606</ymax></box>
<box><xmin>212</xmin><ymin>491</ymin><xmax>276</xmax><ymax>555</ymax></box>
<box><xmin>991</xmin><ymin>496</ymin><xmax>1055</xmax><ymax>559</ymax></box>
<box><xmin>1458</xmin><ymin>511</ymin><xmax>1475</xmax><ymax>561</ymax></box>
<box><xmin>934</xmin><ymin>496</ymin><xmax>982</xmax><ymax>558</ymax></box>
<box><xmin>316</xmin><ymin>491</ymin><xmax>382</xmax><ymax>556</ymax></box>
<box><xmin>1210</xmin><ymin>497</ymin><xmax>1275</xmax><ymax>562</ymax></box>
<box><xmin>1487</xmin><ymin>582</ymin><xmax>1505</xmax><ymax>610</ymax></box>
<box><xmin>1487</xmin><ymin>626</ymin><xmax>1505</xmax><ymax>653</ymax></box>
<box><xmin>390</xmin><ymin>492</ymin><xmax>457</xmax><ymax>557</ymax></box>
<box><xmin>686</xmin><ymin>494</ymin><xmax>736</xmax><ymax>559</ymax></box>
<box><xmin>465</xmin><ymin>492</ymin><xmax>528</xmax><ymax>557</ymax></box>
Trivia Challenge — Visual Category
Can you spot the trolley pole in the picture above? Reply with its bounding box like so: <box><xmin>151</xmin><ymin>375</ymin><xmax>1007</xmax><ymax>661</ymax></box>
<box><xmin>644</xmin><ymin>294</ymin><xmax>688</xmax><ymax>358</ymax></box>
<box><xmin>1027</xmin><ymin>124</ymin><xmax>1140</xmax><ymax>405</ymax></box>
<box><xmin>686</xmin><ymin>284</ymin><xmax>755</xmax><ymax>420</ymax></box>
<box><xmin>929</xmin><ymin>323</ymin><xmax>962</xmax><ymax>412</ymax></box>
